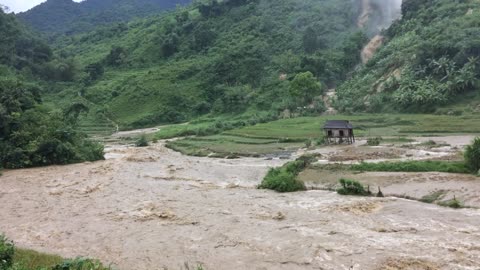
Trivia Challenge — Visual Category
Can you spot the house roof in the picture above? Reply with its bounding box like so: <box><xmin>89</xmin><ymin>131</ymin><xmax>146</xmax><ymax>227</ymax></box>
<box><xmin>323</xmin><ymin>120</ymin><xmax>353</xmax><ymax>129</ymax></box>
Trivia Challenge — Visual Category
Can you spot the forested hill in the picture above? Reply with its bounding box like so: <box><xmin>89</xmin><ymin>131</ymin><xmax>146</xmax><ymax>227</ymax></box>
<box><xmin>336</xmin><ymin>0</ymin><xmax>480</xmax><ymax>114</ymax></box>
<box><xmin>18</xmin><ymin>0</ymin><xmax>192</xmax><ymax>35</ymax></box>
<box><xmin>48</xmin><ymin>0</ymin><xmax>368</xmax><ymax>129</ymax></box>
<box><xmin>0</xmin><ymin>9</ymin><xmax>104</xmax><ymax>169</ymax></box>
<box><xmin>0</xmin><ymin>9</ymin><xmax>52</xmax><ymax>72</ymax></box>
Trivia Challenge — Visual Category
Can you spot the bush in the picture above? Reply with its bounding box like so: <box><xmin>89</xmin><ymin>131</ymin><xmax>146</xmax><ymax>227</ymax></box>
<box><xmin>367</xmin><ymin>137</ymin><xmax>382</xmax><ymax>146</ymax></box>
<box><xmin>0</xmin><ymin>79</ymin><xmax>104</xmax><ymax>169</ymax></box>
<box><xmin>51</xmin><ymin>258</ymin><xmax>110</xmax><ymax>270</ymax></box>
<box><xmin>258</xmin><ymin>155</ymin><xmax>317</xmax><ymax>193</ymax></box>
<box><xmin>315</xmin><ymin>137</ymin><xmax>327</xmax><ymax>146</ymax></box>
<box><xmin>464</xmin><ymin>137</ymin><xmax>480</xmax><ymax>173</ymax></box>
<box><xmin>337</xmin><ymin>179</ymin><xmax>371</xmax><ymax>196</ymax></box>
<box><xmin>0</xmin><ymin>235</ymin><xmax>14</xmax><ymax>269</ymax></box>
<box><xmin>259</xmin><ymin>168</ymin><xmax>306</xmax><ymax>193</ymax></box>
<box><xmin>305</xmin><ymin>139</ymin><xmax>312</xmax><ymax>148</ymax></box>
<box><xmin>438</xmin><ymin>197</ymin><xmax>463</xmax><ymax>209</ymax></box>
<box><xmin>135</xmin><ymin>134</ymin><xmax>149</xmax><ymax>147</ymax></box>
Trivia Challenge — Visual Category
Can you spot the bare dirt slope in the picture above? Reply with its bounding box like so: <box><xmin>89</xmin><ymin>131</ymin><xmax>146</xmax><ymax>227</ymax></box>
<box><xmin>1</xmin><ymin>141</ymin><xmax>480</xmax><ymax>270</ymax></box>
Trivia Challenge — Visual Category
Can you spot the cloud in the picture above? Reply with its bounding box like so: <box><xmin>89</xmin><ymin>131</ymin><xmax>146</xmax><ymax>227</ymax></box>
<box><xmin>0</xmin><ymin>0</ymin><xmax>83</xmax><ymax>13</ymax></box>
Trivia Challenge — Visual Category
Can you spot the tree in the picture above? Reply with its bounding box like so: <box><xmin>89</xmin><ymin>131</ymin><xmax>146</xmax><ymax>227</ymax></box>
<box><xmin>192</xmin><ymin>23</ymin><xmax>216</xmax><ymax>51</ymax></box>
<box><xmin>0</xmin><ymin>4</ymin><xmax>9</xmax><ymax>13</ymax></box>
<box><xmin>105</xmin><ymin>46</ymin><xmax>127</xmax><ymax>66</ymax></box>
<box><xmin>85</xmin><ymin>62</ymin><xmax>104</xmax><ymax>81</ymax></box>
<box><xmin>161</xmin><ymin>33</ymin><xmax>179</xmax><ymax>57</ymax></box>
<box><xmin>64</xmin><ymin>101</ymin><xmax>89</xmax><ymax>123</ymax></box>
<box><xmin>303</xmin><ymin>27</ymin><xmax>318</xmax><ymax>54</ymax></box>
<box><xmin>464</xmin><ymin>137</ymin><xmax>480</xmax><ymax>174</ymax></box>
<box><xmin>289</xmin><ymin>71</ymin><xmax>323</xmax><ymax>104</ymax></box>
<box><xmin>0</xmin><ymin>78</ymin><xmax>103</xmax><ymax>169</ymax></box>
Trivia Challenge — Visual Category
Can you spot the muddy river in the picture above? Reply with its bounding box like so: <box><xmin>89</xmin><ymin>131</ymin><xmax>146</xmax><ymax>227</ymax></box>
<box><xmin>1</xmin><ymin>137</ymin><xmax>480</xmax><ymax>270</ymax></box>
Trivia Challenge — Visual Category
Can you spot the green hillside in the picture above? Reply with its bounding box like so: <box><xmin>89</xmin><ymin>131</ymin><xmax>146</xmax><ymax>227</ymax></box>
<box><xmin>5</xmin><ymin>0</ymin><xmax>478</xmax><ymax>135</ymax></box>
<box><xmin>0</xmin><ymin>9</ymin><xmax>104</xmax><ymax>169</ymax></box>
<box><xmin>336</xmin><ymin>0</ymin><xmax>480</xmax><ymax>113</ymax></box>
<box><xmin>18</xmin><ymin>0</ymin><xmax>191</xmax><ymax>35</ymax></box>
<box><xmin>48</xmin><ymin>0</ymin><xmax>368</xmax><ymax>129</ymax></box>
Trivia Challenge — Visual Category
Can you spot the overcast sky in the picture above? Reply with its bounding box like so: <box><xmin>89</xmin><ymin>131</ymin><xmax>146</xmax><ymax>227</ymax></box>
<box><xmin>0</xmin><ymin>0</ymin><xmax>82</xmax><ymax>13</ymax></box>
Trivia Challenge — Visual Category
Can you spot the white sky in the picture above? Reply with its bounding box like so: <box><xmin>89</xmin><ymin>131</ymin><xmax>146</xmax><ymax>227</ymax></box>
<box><xmin>0</xmin><ymin>0</ymin><xmax>83</xmax><ymax>13</ymax></box>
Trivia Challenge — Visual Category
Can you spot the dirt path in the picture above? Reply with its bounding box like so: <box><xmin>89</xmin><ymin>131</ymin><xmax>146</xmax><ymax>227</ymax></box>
<box><xmin>1</xmin><ymin>139</ymin><xmax>480</xmax><ymax>270</ymax></box>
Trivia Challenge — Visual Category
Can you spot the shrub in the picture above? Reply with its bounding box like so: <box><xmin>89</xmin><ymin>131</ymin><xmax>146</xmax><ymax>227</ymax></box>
<box><xmin>305</xmin><ymin>139</ymin><xmax>312</xmax><ymax>148</ymax></box>
<box><xmin>259</xmin><ymin>168</ymin><xmax>306</xmax><ymax>193</ymax></box>
<box><xmin>51</xmin><ymin>258</ymin><xmax>111</xmax><ymax>270</ymax></box>
<box><xmin>337</xmin><ymin>179</ymin><xmax>371</xmax><ymax>196</ymax></box>
<box><xmin>135</xmin><ymin>134</ymin><xmax>149</xmax><ymax>147</ymax></box>
<box><xmin>258</xmin><ymin>155</ymin><xmax>316</xmax><ymax>193</ymax></box>
<box><xmin>367</xmin><ymin>137</ymin><xmax>382</xmax><ymax>146</ymax></box>
<box><xmin>464</xmin><ymin>137</ymin><xmax>480</xmax><ymax>173</ymax></box>
<box><xmin>420</xmin><ymin>190</ymin><xmax>446</xmax><ymax>203</ymax></box>
<box><xmin>0</xmin><ymin>235</ymin><xmax>14</xmax><ymax>269</ymax></box>
<box><xmin>438</xmin><ymin>196</ymin><xmax>463</xmax><ymax>209</ymax></box>
<box><xmin>315</xmin><ymin>137</ymin><xmax>327</xmax><ymax>146</ymax></box>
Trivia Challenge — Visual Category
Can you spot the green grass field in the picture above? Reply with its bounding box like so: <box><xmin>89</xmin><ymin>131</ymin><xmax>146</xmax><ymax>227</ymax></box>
<box><xmin>226</xmin><ymin>114</ymin><xmax>480</xmax><ymax>139</ymax></box>
<box><xmin>167</xmin><ymin>135</ymin><xmax>303</xmax><ymax>157</ymax></box>
<box><xmin>13</xmin><ymin>248</ymin><xmax>64</xmax><ymax>269</ymax></box>
<box><xmin>161</xmin><ymin>113</ymin><xmax>480</xmax><ymax>157</ymax></box>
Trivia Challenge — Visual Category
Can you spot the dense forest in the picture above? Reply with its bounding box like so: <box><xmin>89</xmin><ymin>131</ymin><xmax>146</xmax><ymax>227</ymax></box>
<box><xmin>0</xmin><ymin>9</ymin><xmax>103</xmax><ymax>169</ymax></box>
<box><xmin>18</xmin><ymin>0</ymin><xmax>192</xmax><ymax>35</ymax></box>
<box><xmin>336</xmin><ymin>0</ymin><xmax>480</xmax><ymax>113</ymax></box>
<box><xmin>2</xmin><ymin>0</ymin><xmax>480</xmax><ymax>168</ymax></box>
<box><xmin>41</xmin><ymin>0</ymin><xmax>368</xmax><ymax>129</ymax></box>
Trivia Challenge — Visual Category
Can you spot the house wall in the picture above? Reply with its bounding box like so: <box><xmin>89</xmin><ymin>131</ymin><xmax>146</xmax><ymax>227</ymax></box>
<box><xmin>326</xmin><ymin>129</ymin><xmax>352</xmax><ymax>137</ymax></box>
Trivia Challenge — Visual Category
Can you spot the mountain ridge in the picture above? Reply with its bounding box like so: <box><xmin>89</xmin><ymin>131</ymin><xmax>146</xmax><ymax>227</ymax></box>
<box><xmin>18</xmin><ymin>0</ymin><xmax>192</xmax><ymax>35</ymax></box>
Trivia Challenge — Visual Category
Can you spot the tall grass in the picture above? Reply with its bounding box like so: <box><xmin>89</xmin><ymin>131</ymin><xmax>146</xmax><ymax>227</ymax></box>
<box><xmin>14</xmin><ymin>248</ymin><xmax>63</xmax><ymax>269</ymax></box>
<box><xmin>1</xmin><ymin>234</ymin><xmax>110</xmax><ymax>270</ymax></box>
<box><xmin>351</xmin><ymin>161</ymin><xmax>470</xmax><ymax>174</ymax></box>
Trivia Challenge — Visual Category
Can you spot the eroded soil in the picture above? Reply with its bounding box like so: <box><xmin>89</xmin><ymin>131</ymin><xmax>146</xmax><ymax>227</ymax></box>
<box><xmin>1</xmin><ymin>136</ymin><xmax>480</xmax><ymax>270</ymax></box>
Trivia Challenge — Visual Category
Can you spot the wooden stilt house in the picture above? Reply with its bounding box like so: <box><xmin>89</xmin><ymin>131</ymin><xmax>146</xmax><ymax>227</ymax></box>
<box><xmin>323</xmin><ymin>120</ymin><xmax>355</xmax><ymax>144</ymax></box>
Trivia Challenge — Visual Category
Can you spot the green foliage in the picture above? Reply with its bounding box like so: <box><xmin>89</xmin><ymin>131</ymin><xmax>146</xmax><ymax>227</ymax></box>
<box><xmin>42</xmin><ymin>0</ymin><xmax>363</xmax><ymax>129</ymax></box>
<box><xmin>438</xmin><ymin>197</ymin><xmax>463</xmax><ymax>209</ymax></box>
<box><xmin>84</xmin><ymin>62</ymin><xmax>104</xmax><ymax>82</ymax></box>
<box><xmin>366</xmin><ymin>137</ymin><xmax>382</xmax><ymax>146</ymax></box>
<box><xmin>259</xmin><ymin>156</ymin><xmax>316</xmax><ymax>192</ymax></box>
<box><xmin>0</xmin><ymin>235</ymin><xmax>15</xmax><ymax>269</ymax></box>
<box><xmin>351</xmin><ymin>161</ymin><xmax>470</xmax><ymax>174</ymax></box>
<box><xmin>155</xmin><ymin>112</ymin><xmax>278</xmax><ymax>139</ymax></box>
<box><xmin>464</xmin><ymin>137</ymin><xmax>480</xmax><ymax>173</ymax></box>
<box><xmin>0</xmin><ymin>9</ymin><xmax>52</xmax><ymax>74</ymax></box>
<box><xmin>304</xmin><ymin>139</ymin><xmax>313</xmax><ymax>148</ymax></box>
<box><xmin>51</xmin><ymin>258</ymin><xmax>110</xmax><ymax>270</ymax></box>
<box><xmin>337</xmin><ymin>178</ymin><xmax>371</xmax><ymax>196</ymax></box>
<box><xmin>336</xmin><ymin>0</ymin><xmax>480</xmax><ymax>113</ymax></box>
<box><xmin>289</xmin><ymin>72</ymin><xmax>324</xmax><ymax>104</ymax></box>
<box><xmin>13</xmin><ymin>248</ymin><xmax>63</xmax><ymax>270</ymax></box>
<box><xmin>0</xmin><ymin>235</ymin><xmax>110</xmax><ymax>270</ymax></box>
<box><xmin>18</xmin><ymin>0</ymin><xmax>191</xmax><ymax>35</ymax></box>
<box><xmin>135</xmin><ymin>134</ymin><xmax>149</xmax><ymax>147</ymax></box>
<box><xmin>104</xmin><ymin>46</ymin><xmax>127</xmax><ymax>67</ymax></box>
<box><xmin>0</xmin><ymin>78</ymin><xmax>104</xmax><ymax>169</ymax></box>
<box><xmin>420</xmin><ymin>191</ymin><xmax>446</xmax><ymax>204</ymax></box>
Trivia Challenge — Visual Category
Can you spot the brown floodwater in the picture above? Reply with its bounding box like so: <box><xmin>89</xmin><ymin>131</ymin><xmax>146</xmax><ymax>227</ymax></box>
<box><xmin>1</xmin><ymin>139</ymin><xmax>480</xmax><ymax>270</ymax></box>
